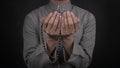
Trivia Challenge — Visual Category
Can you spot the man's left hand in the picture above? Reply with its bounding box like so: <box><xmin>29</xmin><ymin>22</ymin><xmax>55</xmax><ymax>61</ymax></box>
<box><xmin>61</xmin><ymin>11</ymin><xmax>80</xmax><ymax>55</ymax></box>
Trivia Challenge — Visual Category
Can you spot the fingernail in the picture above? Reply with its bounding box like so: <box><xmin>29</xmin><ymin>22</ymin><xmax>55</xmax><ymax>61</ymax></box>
<box><xmin>63</xmin><ymin>12</ymin><xmax>65</xmax><ymax>15</ymax></box>
<box><xmin>60</xmin><ymin>15</ymin><xmax>62</xmax><ymax>18</ymax></box>
<box><xmin>67</xmin><ymin>11</ymin><xmax>69</xmax><ymax>15</ymax></box>
<box><xmin>55</xmin><ymin>11</ymin><xmax>57</xmax><ymax>13</ymax></box>
<box><xmin>49</xmin><ymin>12</ymin><xmax>52</xmax><ymax>15</ymax></box>
<box><xmin>57</xmin><ymin>13</ymin><xmax>60</xmax><ymax>15</ymax></box>
<box><xmin>67</xmin><ymin>11</ymin><xmax>69</xmax><ymax>14</ymax></box>
<box><xmin>71</xmin><ymin>12</ymin><xmax>73</xmax><ymax>15</ymax></box>
<box><xmin>57</xmin><ymin>13</ymin><xmax>60</xmax><ymax>17</ymax></box>
<box><xmin>68</xmin><ymin>11</ymin><xmax>70</xmax><ymax>16</ymax></box>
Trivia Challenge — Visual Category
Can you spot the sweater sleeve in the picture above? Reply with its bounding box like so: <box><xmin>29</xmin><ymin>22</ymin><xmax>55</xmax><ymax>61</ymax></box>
<box><xmin>23</xmin><ymin>13</ymin><xmax>51</xmax><ymax>68</ymax></box>
<box><xmin>68</xmin><ymin>12</ymin><xmax>96</xmax><ymax>68</ymax></box>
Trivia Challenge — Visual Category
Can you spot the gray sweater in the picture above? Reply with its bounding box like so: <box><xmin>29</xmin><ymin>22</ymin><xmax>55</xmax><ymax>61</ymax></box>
<box><xmin>23</xmin><ymin>1</ymin><xmax>96</xmax><ymax>68</ymax></box>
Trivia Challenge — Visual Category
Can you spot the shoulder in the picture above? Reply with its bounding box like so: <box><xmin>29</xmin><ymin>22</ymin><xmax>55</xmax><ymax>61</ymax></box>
<box><xmin>72</xmin><ymin>5</ymin><xmax>95</xmax><ymax>19</ymax></box>
<box><xmin>24</xmin><ymin>5</ymin><xmax>47</xmax><ymax>24</ymax></box>
<box><xmin>72</xmin><ymin>5</ymin><xmax>96</xmax><ymax>27</ymax></box>
<box><xmin>25</xmin><ymin>5</ymin><xmax>46</xmax><ymax>18</ymax></box>
<box><xmin>24</xmin><ymin>5</ymin><xmax>47</xmax><ymax>30</ymax></box>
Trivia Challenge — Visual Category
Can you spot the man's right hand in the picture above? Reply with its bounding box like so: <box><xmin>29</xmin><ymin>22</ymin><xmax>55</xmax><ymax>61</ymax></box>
<box><xmin>41</xmin><ymin>11</ymin><xmax>60</xmax><ymax>54</ymax></box>
<box><xmin>41</xmin><ymin>11</ymin><xmax>61</xmax><ymax>36</ymax></box>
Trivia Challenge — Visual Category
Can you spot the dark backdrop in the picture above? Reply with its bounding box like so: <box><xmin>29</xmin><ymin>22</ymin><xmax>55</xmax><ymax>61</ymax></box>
<box><xmin>1</xmin><ymin>0</ymin><xmax>120</xmax><ymax>68</ymax></box>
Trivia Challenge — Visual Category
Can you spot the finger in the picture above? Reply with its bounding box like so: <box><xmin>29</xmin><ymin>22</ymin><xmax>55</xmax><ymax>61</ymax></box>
<box><xmin>43</xmin><ymin>13</ymin><xmax>53</xmax><ymax>33</ymax></box>
<box><xmin>63</xmin><ymin>12</ymin><xmax>68</xmax><ymax>35</ymax></box>
<box><xmin>43</xmin><ymin>12</ymin><xmax>53</xmax><ymax>26</ymax></box>
<box><xmin>61</xmin><ymin>17</ymin><xmax>65</xmax><ymax>36</ymax></box>
<box><xmin>70</xmin><ymin>12</ymin><xmax>78</xmax><ymax>33</ymax></box>
<box><xmin>70</xmin><ymin>12</ymin><xmax>78</xmax><ymax>32</ymax></box>
<box><xmin>70</xmin><ymin>12</ymin><xmax>78</xmax><ymax>24</ymax></box>
<box><xmin>67</xmin><ymin>11</ymin><xmax>74</xmax><ymax>34</ymax></box>
<box><xmin>77</xmin><ymin>18</ymin><xmax>80</xmax><ymax>22</ymax></box>
<box><xmin>40</xmin><ymin>17</ymin><xmax>44</xmax><ymax>24</ymax></box>
<box><xmin>55</xmin><ymin>17</ymin><xmax>61</xmax><ymax>36</ymax></box>
<box><xmin>47</xmin><ymin>11</ymin><xmax>57</xmax><ymax>30</ymax></box>
<box><xmin>46</xmin><ymin>11</ymin><xmax>58</xmax><ymax>34</ymax></box>
<box><xmin>51</xmin><ymin>13</ymin><xmax>60</xmax><ymax>35</ymax></box>
<box><xmin>54</xmin><ymin>13</ymin><xmax>60</xmax><ymax>31</ymax></box>
<box><xmin>56</xmin><ymin>20</ymin><xmax>61</xmax><ymax>35</ymax></box>
<box><xmin>59</xmin><ymin>15</ymin><xmax>62</xmax><ymax>35</ymax></box>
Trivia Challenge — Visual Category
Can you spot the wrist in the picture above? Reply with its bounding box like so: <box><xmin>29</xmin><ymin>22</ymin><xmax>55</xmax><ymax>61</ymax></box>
<box><xmin>46</xmin><ymin>35</ymin><xmax>58</xmax><ymax>54</ymax></box>
<box><xmin>62</xmin><ymin>35</ymin><xmax>74</xmax><ymax>55</ymax></box>
<box><xmin>63</xmin><ymin>35</ymin><xmax>73</xmax><ymax>45</ymax></box>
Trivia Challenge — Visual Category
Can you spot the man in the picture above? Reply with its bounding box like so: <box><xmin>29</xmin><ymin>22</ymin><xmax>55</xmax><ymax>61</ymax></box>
<box><xmin>23</xmin><ymin>0</ymin><xmax>96</xmax><ymax>68</ymax></box>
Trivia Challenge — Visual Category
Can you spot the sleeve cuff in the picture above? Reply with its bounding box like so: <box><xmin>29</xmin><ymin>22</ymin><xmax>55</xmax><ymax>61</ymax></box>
<box><xmin>27</xmin><ymin>44</ymin><xmax>51</xmax><ymax>68</ymax></box>
<box><xmin>29</xmin><ymin>44</ymin><xmax>49</xmax><ymax>62</ymax></box>
<box><xmin>68</xmin><ymin>42</ymin><xmax>90</xmax><ymax>68</ymax></box>
<box><xmin>72</xmin><ymin>42</ymin><xmax>88</xmax><ymax>57</ymax></box>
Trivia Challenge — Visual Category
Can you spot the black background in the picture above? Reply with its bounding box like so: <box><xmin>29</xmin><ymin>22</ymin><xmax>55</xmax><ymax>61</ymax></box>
<box><xmin>1</xmin><ymin>0</ymin><xmax>120</xmax><ymax>68</ymax></box>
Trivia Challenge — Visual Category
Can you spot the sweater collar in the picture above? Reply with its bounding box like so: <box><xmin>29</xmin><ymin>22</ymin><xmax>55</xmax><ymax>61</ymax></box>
<box><xmin>47</xmin><ymin>1</ymin><xmax>72</xmax><ymax>12</ymax></box>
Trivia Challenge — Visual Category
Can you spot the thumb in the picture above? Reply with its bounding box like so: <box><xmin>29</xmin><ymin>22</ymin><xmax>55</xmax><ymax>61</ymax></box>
<box><xmin>40</xmin><ymin>17</ymin><xmax>45</xmax><ymax>24</ymax></box>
